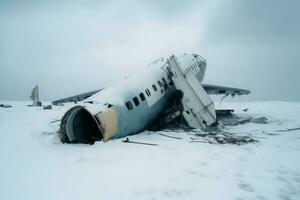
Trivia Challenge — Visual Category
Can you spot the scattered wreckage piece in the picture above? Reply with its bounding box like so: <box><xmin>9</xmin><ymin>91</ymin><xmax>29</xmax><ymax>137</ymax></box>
<box><xmin>43</xmin><ymin>105</ymin><xmax>52</xmax><ymax>110</ymax></box>
<box><xmin>276</xmin><ymin>127</ymin><xmax>300</xmax><ymax>132</ymax></box>
<box><xmin>30</xmin><ymin>85</ymin><xmax>42</xmax><ymax>106</ymax></box>
<box><xmin>214</xmin><ymin>133</ymin><xmax>257</xmax><ymax>145</ymax></box>
<box><xmin>217</xmin><ymin>111</ymin><xmax>268</xmax><ymax>126</ymax></box>
<box><xmin>191</xmin><ymin>132</ymin><xmax>257</xmax><ymax>145</ymax></box>
<box><xmin>154</xmin><ymin>111</ymin><xmax>266</xmax><ymax>145</ymax></box>
<box><xmin>49</xmin><ymin>119</ymin><xmax>61</xmax><ymax>124</ymax></box>
<box><xmin>251</xmin><ymin>117</ymin><xmax>268</xmax><ymax>124</ymax></box>
<box><xmin>189</xmin><ymin>140</ymin><xmax>210</xmax><ymax>144</ymax></box>
<box><xmin>167</xmin><ymin>55</ymin><xmax>217</xmax><ymax>129</ymax></box>
<box><xmin>122</xmin><ymin>138</ymin><xmax>158</xmax><ymax>146</ymax></box>
<box><xmin>158</xmin><ymin>133</ymin><xmax>182</xmax><ymax>140</ymax></box>
<box><xmin>0</xmin><ymin>104</ymin><xmax>12</xmax><ymax>108</ymax></box>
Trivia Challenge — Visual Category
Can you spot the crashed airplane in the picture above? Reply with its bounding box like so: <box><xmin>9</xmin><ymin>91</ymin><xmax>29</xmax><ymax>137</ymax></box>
<box><xmin>57</xmin><ymin>54</ymin><xmax>250</xmax><ymax>144</ymax></box>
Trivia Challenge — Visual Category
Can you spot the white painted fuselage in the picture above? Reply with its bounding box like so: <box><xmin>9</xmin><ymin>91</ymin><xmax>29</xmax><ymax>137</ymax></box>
<box><xmin>60</xmin><ymin>54</ymin><xmax>207</xmax><ymax>143</ymax></box>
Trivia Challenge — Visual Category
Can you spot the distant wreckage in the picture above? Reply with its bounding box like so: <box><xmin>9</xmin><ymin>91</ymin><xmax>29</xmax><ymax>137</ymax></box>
<box><xmin>56</xmin><ymin>54</ymin><xmax>250</xmax><ymax>144</ymax></box>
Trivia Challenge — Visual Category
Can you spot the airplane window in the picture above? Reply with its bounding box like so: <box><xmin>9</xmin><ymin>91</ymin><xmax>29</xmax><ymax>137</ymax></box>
<box><xmin>106</xmin><ymin>103</ymin><xmax>113</xmax><ymax>108</ymax></box>
<box><xmin>126</xmin><ymin>101</ymin><xmax>133</xmax><ymax>110</ymax></box>
<box><xmin>133</xmin><ymin>97</ymin><xmax>139</xmax><ymax>106</ymax></box>
<box><xmin>145</xmin><ymin>89</ymin><xmax>151</xmax><ymax>96</ymax></box>
<box><xmin>158</xmin><ymin>81</ymin><xmax>163</xmax><ymax>87</ymax></box>
<box><xmin>152</xmin><ymin>84</ymin><xmax>157</xmax><ymax>91</ymax></box>
<box><xmin>162</xmin><ymin>78</ymin><xmax>168</xmax><ymax>89</ymax></box>
<box><xmin>139</xmin><ymin>93</ymin><xmax>145</xmax><ymax>101</ymax></box>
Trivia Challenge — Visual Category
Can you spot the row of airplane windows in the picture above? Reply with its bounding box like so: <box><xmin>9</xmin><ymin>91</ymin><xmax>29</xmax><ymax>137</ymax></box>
<box><xmin>125</xmin><ymin>77</ymin><xmax>169</xmax><ymax>111</ymax></box>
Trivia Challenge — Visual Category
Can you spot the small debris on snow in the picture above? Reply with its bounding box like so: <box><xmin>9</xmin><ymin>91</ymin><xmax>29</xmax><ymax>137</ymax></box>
<box><xmin>250</xmin><ymin>117</ymin><xmax>268</xmax><ymax>124</ymax></box>
<box><xmin>122</xmin><ymin>137</ymin><xmax>159</xmax><ymax>146</ymax></box>
<box><xmin>0</xmin><ymin>104</ymin><xmax>12</xmax><ymax>108</ymax></box>
<box><xmin>192</xmin><ymin>132</ymin><xmax>257</xmax><ymax>145</ymax></box>
<box><xmin>276</xmin><ymin>127</ymin><xmax>300</xmax><ymax>132</ymax></box>
<box><xmin>43</xmin><ymin>105</ymin><xmax>53</xmax><ymax>110</ymax></box>
<box><xmin>158</xmin><ymin>133</ymin><xmax>182</xmax><ymax>139</ymax></box>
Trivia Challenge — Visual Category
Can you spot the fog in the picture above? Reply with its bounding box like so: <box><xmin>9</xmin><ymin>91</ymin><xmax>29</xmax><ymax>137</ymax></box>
<box><xmin>1</xmin><ymin>0</ymin><xmax>299</xmax><ymax>101</ymax></box>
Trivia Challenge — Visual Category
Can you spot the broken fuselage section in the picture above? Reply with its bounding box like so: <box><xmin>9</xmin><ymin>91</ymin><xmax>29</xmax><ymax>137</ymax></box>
<box><xmin>59</xmin><ymin>54</ymin><xmax>250</xmax><ymax>144</ymax></box>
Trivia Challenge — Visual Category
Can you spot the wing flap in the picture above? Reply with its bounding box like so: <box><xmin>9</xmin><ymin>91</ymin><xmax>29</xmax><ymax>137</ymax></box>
<box><xmin>202</xmin><ymin>84</ymin><xmax>250</xmax><ymax>95</ymax></box>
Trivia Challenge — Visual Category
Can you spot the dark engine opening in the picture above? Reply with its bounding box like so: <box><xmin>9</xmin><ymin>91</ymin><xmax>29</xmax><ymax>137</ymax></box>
<box><xmin>59</xmin><ymin>106</ymin><xmax>103</xmax><ymax>144</ymax></box>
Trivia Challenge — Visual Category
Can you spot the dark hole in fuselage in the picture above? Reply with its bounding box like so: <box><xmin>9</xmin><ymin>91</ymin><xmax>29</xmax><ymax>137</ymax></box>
<box><xmin>72</xmin><ymin>108</ymin><xmax>103</xmax><ymax>144</ymax></box>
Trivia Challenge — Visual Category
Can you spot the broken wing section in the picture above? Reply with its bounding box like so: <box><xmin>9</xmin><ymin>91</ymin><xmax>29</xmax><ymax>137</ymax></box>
<box><xmin>167</xmin><ymin>55</ymin><xmax>217</xmax><ymax>129</ymax></box>
<box><xmin>202</xmin><ymin>84</ymin><xmax>250</xmax><ymax>96</ymax></box>
<box><xmin>52</xmin><ymin>89</ymin><xmax>102</xmax><ymax>105</ymax></box>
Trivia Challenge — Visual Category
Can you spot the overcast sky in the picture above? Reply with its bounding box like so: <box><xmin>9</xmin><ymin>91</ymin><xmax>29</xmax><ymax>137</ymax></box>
<box><xmin>1</xmin><ymin>0</ymin><xmax>300</xmax><ymax>101</ymax></box>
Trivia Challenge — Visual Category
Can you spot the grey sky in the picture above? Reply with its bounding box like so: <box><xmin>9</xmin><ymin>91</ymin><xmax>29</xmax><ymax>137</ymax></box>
<box><xmin>0</xmin><ymin>0</ymin><xmax>299</xmax><ymax>101</ymax></box>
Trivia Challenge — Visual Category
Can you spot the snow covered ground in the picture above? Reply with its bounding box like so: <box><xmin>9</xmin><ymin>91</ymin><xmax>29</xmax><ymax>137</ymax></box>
<box><xmin>0</xmin><ymin>101</ymin><xmax>300</xmax><ymax>200</ymax></box>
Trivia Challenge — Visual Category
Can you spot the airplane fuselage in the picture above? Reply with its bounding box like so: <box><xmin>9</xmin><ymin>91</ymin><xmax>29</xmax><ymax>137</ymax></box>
<box><xmin>59</xmin><ymin>54</ymin><xmax>207</xmax><ymax>143</ymax></box>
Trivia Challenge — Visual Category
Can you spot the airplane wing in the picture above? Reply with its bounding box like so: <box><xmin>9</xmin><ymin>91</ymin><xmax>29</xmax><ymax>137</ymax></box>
<box><xmin>52</xmin><ymin>84</ymin><xmax>250</xmax><ymax>105</ymax></box>
<box><xmin>52</xmin><ymin>89</ymin><xmax>102</xmax><ymax>105</ymax></box>
<box><xmin>202</xmin><ymin>84</ymin><xmax>250</xmax><ymax>96</ymax></box>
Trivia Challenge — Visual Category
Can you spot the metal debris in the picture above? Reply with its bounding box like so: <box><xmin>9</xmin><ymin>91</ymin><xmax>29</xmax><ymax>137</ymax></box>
<box><xmin>122</xmin><ymin>138</ymin><xmax>158</xmax><ymax>146</ymax></box>
<box><xmin>251</xmin><ymin>117</ymin><xmax>268</xmax><ymax>124</ymax></box>
<box><xmin>0</xmin><ymin>104</ymin><xmax>12</xmax><ymax>108</ymax></box>
<box><xmin>276</xmin><ymin>127</ymin><xmax>300</xmax><ymax>132</ymax></box>
<box><xmin>49</xmin><ymin>119</ymin><xmax>61</xmax><ymax>124</ymax></box>
<box><xmin>43</xmin><ymin>105</ymin><xmax>52</xmax><ymax>110</ymax></box>
<box><xmin>191</xmin><ymin>132</ymin><xmax>257</xmax><ymax>145</ymax></box>
<box><xmin>158</xmin><ymin>133</ymin><xmax>182</xmax><ymax>139</ymax></box>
